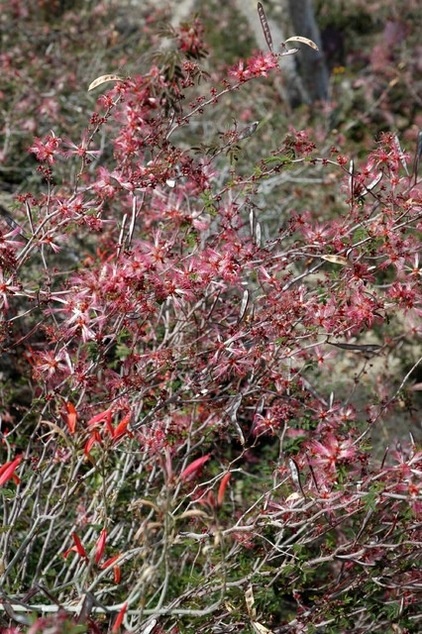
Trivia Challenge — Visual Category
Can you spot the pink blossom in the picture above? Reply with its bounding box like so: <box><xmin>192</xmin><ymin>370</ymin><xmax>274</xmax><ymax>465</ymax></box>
<box><xmin>229</xmin><ymin>52</ymin><xmax>278</xmax><ymax>82</ymax></box>
<box><xmin>29</xmin><ymin>132</ymin><xmax>62</xmax><ymax>164</ymax></box>
<box><xmin>0</xmin><ymin>272</ymin><xmax>20</xmax><ymax>309</ymax></box>
<box><xmin>307</xmin><ymin>433</ymin><xmax>357</xmax><ymax>474</ymax></box>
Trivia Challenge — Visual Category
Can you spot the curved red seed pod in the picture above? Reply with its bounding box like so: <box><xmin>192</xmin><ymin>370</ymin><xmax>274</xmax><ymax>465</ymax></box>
<box><xmin>0</xmin><ymin>455</ymin><xmax>22</xmax><ymax>486</ymax></box>
<box><xmin>217</xmin><ymin>471</ymin><xmax>232</xmax><ymax>506</ymax></box>
<box><xmin>65</xmin><ymin>401</ymin><xmax>77</xmax><ymax>434</ymax></box>
<box><xmin>112</xmin><ymin>602</ymin><xmax>127</xmax><ymax>633</ymax></box>
<box><xmin>95</xmin><ymin>528</ymin><xmax>107</xmax><ymax>564</ymax></box>
<box><xmin>72</xmin><ymin>532</ymin><xmax>88</xmax><ymax>559</ymax></box>
<box><xmin>113</xmin><ymin>565</ymin><xmax>121</xmax><ymax>584</ymax></box>
<box><xmin>113</xmin><ymin>412</ymin><xmax>131</xmax><ymax>441</ymax></box>
<box><xmin>180</xmin><ymin>454</ymin><xmax>211</xmax><ymax>481</ymax></box>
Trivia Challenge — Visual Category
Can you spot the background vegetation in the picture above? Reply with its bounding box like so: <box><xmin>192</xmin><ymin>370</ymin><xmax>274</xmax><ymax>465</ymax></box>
<box><xmin>0</xmin><ymin>1</ymin><xmax>421</xmax><ymax>633</ymax></box>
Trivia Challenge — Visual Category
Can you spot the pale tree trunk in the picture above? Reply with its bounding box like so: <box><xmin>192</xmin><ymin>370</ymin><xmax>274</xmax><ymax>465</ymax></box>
<box><xmin>235</xmin><ymin>0</ymin><xmax>307</xmax><ymax>107</ymax></box>
<box><xmin>151</xmin><ymin>0</ymin><xmax>329</xmax><ymax>106</ymax></box>
<box><xmin>236</xmin><ymin>0</ymin><xmax>329</xmax><ymax>106</ymax></box>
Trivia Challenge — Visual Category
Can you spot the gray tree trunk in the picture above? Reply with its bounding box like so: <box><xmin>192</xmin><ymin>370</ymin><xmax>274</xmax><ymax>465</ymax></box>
<box><xmin>287</xmin><ymin>0</ymin><xmax>329</xmax><ymax>102</ymax></box>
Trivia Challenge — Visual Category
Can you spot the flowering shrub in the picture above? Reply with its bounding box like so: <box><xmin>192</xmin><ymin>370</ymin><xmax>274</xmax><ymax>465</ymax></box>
<box><xmin>0</xmin><ymin>2</ymin><xmax>421</xmax><ymax>633</ymax></box>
